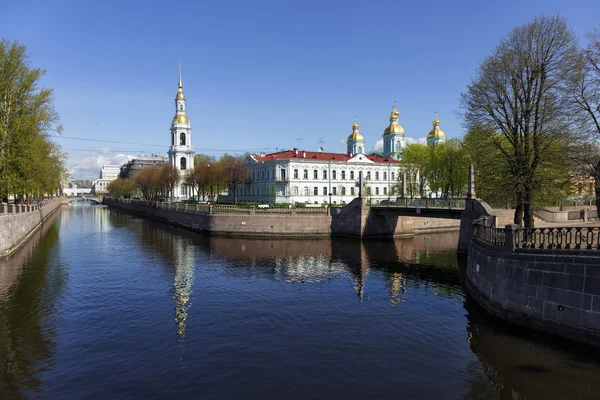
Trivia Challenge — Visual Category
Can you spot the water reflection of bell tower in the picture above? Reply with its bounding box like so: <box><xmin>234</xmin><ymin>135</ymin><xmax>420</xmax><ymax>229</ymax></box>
<box><xmin>171</xmin><ymin>237</ymin><xmax>195</xmax><ymax>339</ymax></box>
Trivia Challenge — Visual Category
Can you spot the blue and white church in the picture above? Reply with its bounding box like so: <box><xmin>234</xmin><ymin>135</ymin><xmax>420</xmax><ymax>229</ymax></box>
<box><xmin>168</xmin><ymin>63</ymin><xmax>195</xmax><ymax>199</ymax></box>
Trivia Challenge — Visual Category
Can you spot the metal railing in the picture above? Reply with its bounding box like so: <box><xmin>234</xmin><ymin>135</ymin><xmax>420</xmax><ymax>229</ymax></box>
<box><xmin>373</xmin><ymin>197</ymin><xmax>466</xmax><ymax>209</ymax></box>
<box><xmin>111</xmin><ymin>199</ymin><xmax>328</xmax><ymax>215</ymax></box>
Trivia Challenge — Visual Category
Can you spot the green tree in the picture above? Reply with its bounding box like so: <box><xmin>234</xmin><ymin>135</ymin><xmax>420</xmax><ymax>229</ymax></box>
<box><xmin>429</xmin><ymin>139</ymin><xmax>469</xmax><ymax>197</ymax></box>
<box><xmin>107</xmin><ymin>178</ymin><xmax>138</xmax><ymax>198</ymax></box>
<box><xmin>0</xmin><ymin>39</ymin><xmax>65</xmax><ymax>202</ymax></box>
<box><xmin>461</xmin><ymin>16</ymin><xmax>579</xmax><ymax>227</ymax></box>
<box><xmin>400</xmin><ymin>143</ymin><xmax>429</xmax><ymax>198</ymax></box>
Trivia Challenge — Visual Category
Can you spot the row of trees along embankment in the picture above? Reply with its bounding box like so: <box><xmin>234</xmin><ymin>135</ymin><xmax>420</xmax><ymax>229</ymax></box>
<box><xmin>108</xmin><ymin>154</ymin><xmax>249</xmax><ymax>202</ymax></box>
<box><xmin>0</xmin><ymin>39</ymin><xmax>66</xmax><ymax>203</ymax></box>
<box><xmin>460</xmin><ymin>16</ymin><xmax>600</xmax><ymax>228</ymax></box>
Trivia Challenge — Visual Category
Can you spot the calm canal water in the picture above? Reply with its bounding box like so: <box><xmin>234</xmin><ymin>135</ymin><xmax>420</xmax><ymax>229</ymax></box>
<box><xmin>1</xmin><ymin>204</ymin><xmax>600</xmax><ymax>399</ymax></box>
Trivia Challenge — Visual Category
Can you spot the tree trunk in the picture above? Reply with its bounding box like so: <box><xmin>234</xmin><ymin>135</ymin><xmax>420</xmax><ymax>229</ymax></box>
<box><xmin>514</xmin><ymin>191</ymin><xmax>524</xmax><ymax>226</ymax></box>
<box><xmin>593</xmin><ymin>162</ymin><xmax>600</xmax><ymax>220</ymax></box>
<box><xmin>523</xmin><ymin>185</ymin><xmax>535</xmax><ymax>229</ymax></box>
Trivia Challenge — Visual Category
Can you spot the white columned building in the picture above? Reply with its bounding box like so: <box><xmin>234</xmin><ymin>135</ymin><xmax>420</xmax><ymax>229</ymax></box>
<box><xmin>168</xmin><ymin>62</ymin><xmax>195</xmax><ymax>200</ymax></box>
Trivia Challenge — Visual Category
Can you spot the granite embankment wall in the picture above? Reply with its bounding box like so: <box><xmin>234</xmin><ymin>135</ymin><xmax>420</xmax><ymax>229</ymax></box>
<box><xmin>0</xmin><ymin>198</ymin><xmax>63</xmax><ymax>257</ymax></box>
<box><xmin>466</xmin><ymin>224</ymin><xmax>600</xmax><ymax>346</ymax></box>
<box><xmin>104</xmin><ymin>198</ymin><xmax>332</xmax><ymax>238</ymax></box>
<box><xmin>104</xmin><ymin>198</ymin><xmax>461</xmax><ymax>238</ymax></box>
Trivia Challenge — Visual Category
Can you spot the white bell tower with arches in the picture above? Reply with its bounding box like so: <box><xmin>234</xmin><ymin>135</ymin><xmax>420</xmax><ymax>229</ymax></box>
<box><xmin>168</xmin><ymin>61</ymin><xmax>195</xmax><ymax>199</ymax></box>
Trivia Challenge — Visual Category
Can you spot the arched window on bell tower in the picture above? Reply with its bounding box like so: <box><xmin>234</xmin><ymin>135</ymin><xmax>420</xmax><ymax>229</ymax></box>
<box><xmin>180</xmin><ymin>132</ymin><xmax>186</xmax><ymax>145</ymax></box>
<box><xmin>180</xmin><ymin>157</ymin><xmax>187</xmax><ymax>170</ymax></box>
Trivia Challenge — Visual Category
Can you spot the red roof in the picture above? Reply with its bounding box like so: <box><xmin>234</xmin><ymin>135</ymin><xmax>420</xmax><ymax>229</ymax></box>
<box><xmin>251</xmin><ymin>149</ymin><xmax>401</xmax><ymax>164</ymax></box>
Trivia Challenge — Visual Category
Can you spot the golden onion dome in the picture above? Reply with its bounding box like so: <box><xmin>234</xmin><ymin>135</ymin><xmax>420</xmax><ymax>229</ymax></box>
<box><xmin>348</xmin><ymin>118</ymin><xmax>364</xmax><ymax>141</ymax></box>
<box><xmin>384</xmin><ymin>123</ymin><xmax>405</xmax><ymax>134</ymax></box>
<box><xmin>427</xmin><ymin>116</ymin><xmax>446</xmax><ymax>138</ymax></box>
<box><xmin>173</xmin><ymin>113</ymin><xmax>189</xmax><ymax>125</ymax></box>
<box><xmin>384</xmin><ymin>104</ymin><xmax>404</xmax><ymax>135</ymax></box>
<box><xmin>176</xmin><ymin>90</ymin><xmax>185</xmax><ymax>100</ymax></box>
<box><xmin>348</xmin><ymin>132</ymin><xmax>364</xmax><ymax>141</ymax></box>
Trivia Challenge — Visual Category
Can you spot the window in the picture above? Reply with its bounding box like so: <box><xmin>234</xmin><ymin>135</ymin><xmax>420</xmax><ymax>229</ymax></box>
<box><xmin>332</xmin><ymin>170</ymin><xmax>337</xmax><ymax>180</ymax></box>
<box><xmin>350</xmin><ymin>171</ymin><xmax>354</xmax><ymax>180</ymax></box>
<box><xmin>304</xmin><ymin>169</ymin><xmax>308</xmax><ymax>179</ymax></box>
<box><xmin>314</xmin><ymin>170</ymin><xmax>318</xmax><ymax>179</ymax></box>
<box><xmin>376</xmin><ymin>187</ymin><xmax>379</xmax><ymax>195</ymax></box>
<box><xmin>375</xmin><ymin>172</ymin><xmax>379</xmax><ymax>180</ymax></box>
<box><xmin>304</xmin><ymin>187</ymin><xmax>309</xmax><ymax>196</ymax></box>
<box><xmin>181</xmin><ymin>184</ymin><xmax>187</xmax><ymax>196</ymax></box>
<box><xmin>293</xmin><ymin>187</ymin><xmax>298</xmax><ymax>195</ymax></box>
<box><xmin>341</xmin><ymin>171</ymin><xmax>346</xmax><ymax>180</ymax></box>
<box><xmin>180</xmin><ymin>132</ymin><xmax>186</xmax><ymax>145</ymax></box>
<box><xmin>323</xmin><ymin>187</ymin><xmax>327</xmax><ymax>195</ymax></box>
<box><xmin>180</xmin><ymin>157</ymin><xmax>187</xmax><ymax>170</ymax></box>
<box><xmin>341</xmin><ymin>187</ymin><xmax>346</xmax><ymax>195</ymax></box>
<box><xmin>384</xmin><ymin>187</ymin><xmax>387</xmax><ymax>195</ymax></box>
<box><xmin>391</xmin><ymin>172</ymin><xmax>395</xmax><ymax>180</ymax></box>
<box><xmin>351</xmin><ymin>187</ymin><xmax>355</xmax><ymax>196</ymax></box>
<box><xmin>366</xmin><ymin>171</ymin><xmax>371</xmax><ymax>180</ymax></box>
<box><xmin>293</xmin><ymin>169</ymin><xmax>298</xmax><ymax>179</ymax></box>
<box><xmin>281</xmin><ymin>168</ymin><xmax>286</xmax><ymax>180</ymax></box>
<box><xmin>333</xmin><ymin>187</ymin><xmax>337</xmax><ymax>195</ymax></box>
<box><xmin>261</xmin><ymin>170</ymin><xmax>265</xmax><ymax>180</ymax></box>
<box><xmin>383</xmin><ymin>172</ymin><xmax>387</xmax><ymax>180</ymax></box>
<box><xmin>314</xmin><ymin>187</ymin><xmax>318</xmax><ymax>195</ymax></box>
<box><xmin>323</xmin><ymin>170</ymin><xmax>327</xmax><ymax>180</ymax></box>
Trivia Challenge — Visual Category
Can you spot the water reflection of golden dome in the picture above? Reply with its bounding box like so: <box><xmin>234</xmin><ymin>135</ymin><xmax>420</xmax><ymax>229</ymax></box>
<box><xmin>427</xmin><ymin>116</ymin><xmax>445</xmax><ymax>138</ymax></box>
<box><xmin>348</xmin><ymin>118</ymin><xmax>364</xmax><ymax>141</ymax></box>
<box><xmin>173</xmin><ymin>114</ymin><xmax>189</xmax><ymax>124</ymax></box>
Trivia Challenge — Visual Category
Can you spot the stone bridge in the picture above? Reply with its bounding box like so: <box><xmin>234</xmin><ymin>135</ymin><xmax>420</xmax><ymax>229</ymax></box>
<box><xmin>66</xmin><ymin>195</ymin><xmax>103</xmax><ymax>204</ymax></box>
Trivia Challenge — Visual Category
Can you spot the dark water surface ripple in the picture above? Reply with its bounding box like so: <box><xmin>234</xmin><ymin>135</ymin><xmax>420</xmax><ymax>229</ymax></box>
<box><xmin>1</xmin><ymin>204</ymin><xmax>600</xmax><ymax>399</ymax></box>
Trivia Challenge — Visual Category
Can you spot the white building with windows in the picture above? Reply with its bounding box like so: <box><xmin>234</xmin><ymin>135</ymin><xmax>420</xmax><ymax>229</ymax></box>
<box><xmin>167</xmin><ymin>62</ymin><xmax>195</xmax><ymax>200</ymax></box>
<box><xmin>235</xmin><ymin>114</ymin><xmax>410</xmax><ymax>205</ymax></box>
<box><xmin>92</xmin><ymin>165</ymin><xmax>121</xmax><ymax>194</ymax></box>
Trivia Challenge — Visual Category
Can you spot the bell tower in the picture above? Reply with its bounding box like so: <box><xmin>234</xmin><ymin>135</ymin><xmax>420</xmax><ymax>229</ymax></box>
<box><xmin>168</xmin><ymin>61</ymin><xmax>195</xmax><ymax>199</ymax></box>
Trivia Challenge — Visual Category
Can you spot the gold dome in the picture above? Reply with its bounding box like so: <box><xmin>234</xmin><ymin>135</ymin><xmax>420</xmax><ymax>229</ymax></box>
<box><xmin>348</xmin><ymin>132</ymin><xmax>364</xmax><ymax>141</ymax></box>
<box><xmin>427</xmin><ymin>116</ymin><xmax>445</xmax><ymax>138</ymax></box>
<box><xmin>348</xmin><ymin>117</ymin><xmax>364</xmax><ymax>141</ymax></box>
<box><xmin>176</xmin><ymin>90</ymin><xmax>185</xmax><ymax>100</ymax></box>
<box><xmin>173</xmin><ymin>113</ymin><xmax>189</xmax><ymax>125</ymax></box>
<box><xmin>384</xmin><ymin>103</ymin><xmax>404</xmax><ymax>135</ymax></box>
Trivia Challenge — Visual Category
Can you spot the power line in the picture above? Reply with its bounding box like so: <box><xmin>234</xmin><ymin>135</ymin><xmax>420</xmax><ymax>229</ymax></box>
<box><xmin>49</xmin><ymin>135</ymin><xmax>265</xmax><ymax>153</ymax></box>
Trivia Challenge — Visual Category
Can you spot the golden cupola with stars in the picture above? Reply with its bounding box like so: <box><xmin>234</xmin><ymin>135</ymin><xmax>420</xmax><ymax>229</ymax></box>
<box><xmin>427</xmin><ymin>113</ymin><xmax>446</xmax><ymax>146</ymax></box>
<box><xmin>347</xmin><ymin>117</ymin><xmax>365</xmax><ymax>155</ymax></box>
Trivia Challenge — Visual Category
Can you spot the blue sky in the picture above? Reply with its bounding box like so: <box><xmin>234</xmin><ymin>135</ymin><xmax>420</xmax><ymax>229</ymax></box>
<box><xmin>2</xmin><ymin>0</ymin><xmax>599</xmax><ymax>179</ymax></box>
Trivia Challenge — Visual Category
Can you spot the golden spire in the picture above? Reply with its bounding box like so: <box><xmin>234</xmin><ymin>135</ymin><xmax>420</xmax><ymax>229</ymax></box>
<box><xmin>178</xmin><ymin>60</ymin><xmax>183</xmax><ymax>89</ymax></box>
<box><xmin>176</xmin><ymin>60</ymin><xmax>185</xmax><ymax>100</ymax></box>
<box><xmin>352</xmin><ymin>115</ymin><xmax>359</xmax><ymax>130</ymax></box>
